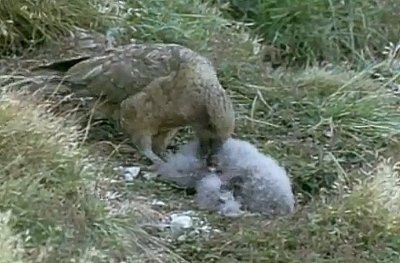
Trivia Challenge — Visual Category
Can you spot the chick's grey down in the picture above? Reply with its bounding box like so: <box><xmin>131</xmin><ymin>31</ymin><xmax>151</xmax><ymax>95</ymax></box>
<box><xmin>156</xmin><ymin>138</ymin><xmax>295</xmax><ymax>218</ymax></box>
<box><xmin>36</xmin><ymin>43</ymin><xmax>235</xmax><ymax>166</ymax></box>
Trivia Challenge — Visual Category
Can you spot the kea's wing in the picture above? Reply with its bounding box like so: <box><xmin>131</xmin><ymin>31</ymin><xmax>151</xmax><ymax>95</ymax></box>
<box><xmin>64</xmin><ymin>44</ymin><xmax>182</xmax><ymax>103</ymax></box>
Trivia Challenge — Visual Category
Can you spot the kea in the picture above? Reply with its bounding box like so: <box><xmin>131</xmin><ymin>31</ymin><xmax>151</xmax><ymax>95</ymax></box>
<box><xmin>32</xmin><ymin>43</ymin><xmax>235</xmax><ymax>167</ymax></box>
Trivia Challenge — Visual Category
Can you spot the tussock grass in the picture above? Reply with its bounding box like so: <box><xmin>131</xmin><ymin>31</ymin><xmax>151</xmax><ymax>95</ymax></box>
<box><xmin>178</xmin><ymin>159</ymin><xmax>400</xmax><ymax>262</ymax></box>
<box><xmin>0</xmin><ymin>0</ymin><xmax>119</xmax><ymax>53</ymax></box>
<box><xmin>120</xmin><ymin>0</ymin><xmax>260</xmax><ymax>67</ymax></box>
<box><xmin>230</xmin><ymin>66</ymin><xmax>400</xmax><ymax>197</ymax></box>
<box><xmin>219</xmin><ymin>0</ymin><xmax>400</xmax><ymax>65</ymax></box>
<box><xmin>125</xmin><ymin>0</ymin><xmax>231</xmax><ymax>48</ymax></box>
<box><xmin>0</xmin><ymin>88</ymin><xmax>183</xmax><ymax>263</ymax></box>
<box><xmin>0</xmin><ymin>211</ymin><xmax>25</xmax><ymax>263</ymax></box>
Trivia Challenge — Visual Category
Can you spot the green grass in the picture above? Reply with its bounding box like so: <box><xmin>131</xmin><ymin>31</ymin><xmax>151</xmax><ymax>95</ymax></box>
<box><xmin>0</xmin><ymin>0</ymin><xmax>121</xmax><ymax>53</ymax></box>
<box><xmin>177</xmin><ymin>160</ymin><xmax>400</xmax><ymax>262</ymax></box>
<box><xmin>2</xmin><ymin>0</ymin><xmax>400</xmax><ymax>262</ymax></box>
<box><xmin>121</xmin><ymin>0</ymin><xmax>259</xmax><ymax>68</ymax></box>
<box><xmin>0</xmin><ymin>89</ymin><xmax>184</xmax><ymax>263</ymax></box>
<box><xmin>0</xmin><ymin>211</ymin><xmax>25</xmax><ymax>263</ymax></box>
<box><xmin>230</xmin><ymin>66</ymin><xmax>400</xmax><ymax>197</ymax></box>
<box><xmin>217</xmin><ymin>0</ymin><xmax>400</xmax><ymax>65</ymax></box>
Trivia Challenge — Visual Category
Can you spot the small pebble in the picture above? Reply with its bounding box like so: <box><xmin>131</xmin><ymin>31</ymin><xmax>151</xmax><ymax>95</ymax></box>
<box><xmin>169</xmin><ymin>214</ymin><xmax>193</xmax><ymax>239</ymax></box>
<box><xmin>113</xmin><ymin>165</ymin><xmax>141</xmax><ymax>182</ymax></box>
<box><xmin>151</xmin><ymin>200</ymin><xmax>167</xmax><ymax>211</ymax></box>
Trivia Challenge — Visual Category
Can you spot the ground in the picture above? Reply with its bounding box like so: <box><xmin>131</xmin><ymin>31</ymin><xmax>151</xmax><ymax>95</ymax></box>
<box><xmin>1</xmin><ymin>0</ymin><xmax>400</xmax><ymax>262</ymax></box>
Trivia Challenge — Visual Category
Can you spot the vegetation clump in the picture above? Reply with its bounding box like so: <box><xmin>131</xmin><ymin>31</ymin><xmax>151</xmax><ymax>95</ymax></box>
<box><xmin>178</xmin><ymin>160</ymin><xmax>400</xmax><ymax>262</ymax></box>
<box><xmin>0</xmin><ymin>0</ymin><xmax>118</xmax><ymax>53</ymax></box>
<box><xmin>218</xmin><ymin>0</ymin><xmax>400</xmax><ymax>65</ymax></box>
<box><xmin>0</xmin><ymin>90</ymin><xmax>181</xmax><ymax>263</ymax></box>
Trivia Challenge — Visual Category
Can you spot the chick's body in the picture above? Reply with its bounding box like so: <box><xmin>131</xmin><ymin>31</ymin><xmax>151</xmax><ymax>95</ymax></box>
<box><xmin>156</xmin><ymin>138</ymin><xmax>295</xmax><ymax>218</ymax></box>
<box><xmin>37</xmin><ymin>43</ymin><xmax>235</xmax><ymax>164</ymax></box>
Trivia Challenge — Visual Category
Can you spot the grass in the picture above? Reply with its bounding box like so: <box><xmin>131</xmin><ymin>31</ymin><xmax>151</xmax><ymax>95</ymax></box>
<box><xmin>177</xmin><ymin>159</ymin><xmax>400</xmax><ymax>262</ymax></box>
<box><xmin>1</xmin><ymin>0</ymin><xmax>400</xmax><ymax>262</ymax></box>
<box><xmin>0</xmin><ymin>88</ymin><xmax>184</xmax><ymax>263</ymax></box>
<box><xmin>0</xmin><ymin>211</ymin><xmax>25</xmax><ymax>263</ymax></box>
<box><xmin>231</xmin><ymin>66</ymin><xmax>400</xmax><ymax>197</ymax></box>
<box><xmin>0</xmin><ymin>0</ymin><xmax>121</xmax><ymax>54</ymax></box>
<box><xmin>218</xmin><ymin>0</ymin><xmax>400</xmax><ymax>65</ymax></box>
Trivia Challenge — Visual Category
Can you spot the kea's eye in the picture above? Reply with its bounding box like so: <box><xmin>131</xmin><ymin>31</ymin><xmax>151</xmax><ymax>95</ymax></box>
<box><xmin>207</xmin><ymin>123</ymin><xmax>216</xmax><ymax>131</ymax></box>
